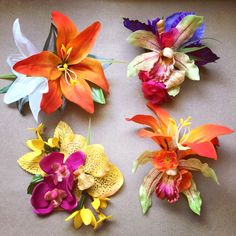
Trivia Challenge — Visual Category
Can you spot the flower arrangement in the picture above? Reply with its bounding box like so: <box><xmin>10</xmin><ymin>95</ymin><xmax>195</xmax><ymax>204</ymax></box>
<box><xmin>18</xmin><ymin>121</ymin><xmax>124</xmax><ymax>230</ymax></box>
<box><xmin>127</xmin><ymin>102</ymin><xmax>233</xmax><ymax>215</ymax></box>
<box><xmin>124</xmin><ymin>12</ymin><xmax>219</xmax><ymax>105</ymax></box>
<box><xmin>0</xmin><ymin>12</ymin><xmax>112</xmax><ymax>121</ymax></box>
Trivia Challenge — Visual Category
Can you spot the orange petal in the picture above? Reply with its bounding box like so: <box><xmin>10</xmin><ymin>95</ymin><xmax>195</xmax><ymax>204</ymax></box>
<box><xmin>51</xmin><ymin>11</ymin><xmax>78</xmax><ymax>57</ymax></box>
<box><xmin>147</xmin><ymin>102</ymin><xmax>177</xmax><ymax>135</ymax></box>
<box><xmin>40</xmin><ymin>80</ymin><xmax>62</xmax><ymax>113</ymax></box>
<box><xmin>186</xmin><ymin>141</ymin><xmax>217</xmax><ymax>160</ymax></box>
<box><xmin>126</xmin><ymin>115</ymin><xmax>160</xmax><ymax>132</ymax></box>
<box><xmin>71</xmin><ymin>57</ymin><xmax>109</xmax><ymax>93</ymax></box>
<box><xmin>67</xmin><ymin>22</ymin><xmax>101</xmax><ymax>65</ymax></box>
<box><xmin>181</xmin><ymin>124</ymin><xmax>233</xmax><ymax>143</ymax></box>
<box><xmin>178</xmin><ymin>170</ymin><xmax>192</xmax><ymax>192</ymax></box>
<box><xmin>13</xmin><ymin>51</ymin><xmax>61</xmax><ymax>80</ymax></box>
<box><xmin>60</xmin><ymin>76</ymin><xmax>94</xmax><ymax>113</ymax></box>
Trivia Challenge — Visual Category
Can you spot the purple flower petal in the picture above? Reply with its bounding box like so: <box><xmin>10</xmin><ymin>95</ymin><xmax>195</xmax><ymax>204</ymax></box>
<box><xmin>60</xmin><ymin>192</ymin><xmax>77</xmax><ymax>211</ymax></box>
<box><xmin>31</xmin><ymin>182</ymin><xmax>51</xmax><ymax>210</ymax></box>
<box><xmin>187</xmin><ymin>46</ymin><xmax>219</xmax><ymax>66</ymax></box>
<box><xmin>65</xmin><ymin>151</ymin><xmax>86</xmax><ymax>172</ymax></box>
<box><xmin>39</xmin><ymin>152</ymin><xmax>64</xmax><ymax>174</ymax></box>
<box><xmin>33</xmin><ymin>205</ymin><xmax>54</xmax><ymax>215</ymax></box>
<box><xmin>123</xmin><ymin>17</ymin><xmax>152</xmax><ymax>32</ymax></box>
<box><xmin>147</xmin><ymin>17</ymin><xmax>160</xmax><ymax>34</ymax></box>
<box><xmin>165</xmin><ymin>12</ymin><xmax>204</xmax><ymax>46</ymax></box>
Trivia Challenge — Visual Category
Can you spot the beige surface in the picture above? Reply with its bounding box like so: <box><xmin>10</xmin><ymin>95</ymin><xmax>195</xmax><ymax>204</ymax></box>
<box><xmin>0</xmin><ymin>0</ymin><xmax>236</xmax><ymax>235</ymax></box>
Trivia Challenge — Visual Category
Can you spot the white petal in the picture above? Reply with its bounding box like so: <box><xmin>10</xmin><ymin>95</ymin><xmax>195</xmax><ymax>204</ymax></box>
<box><xmin>7</xmin><ymin>54</ymin><xmax>24</xmax><ymax>68</ymax></box>
<box><xmin>29</xmin><ymin>79</ymin><xmax>48</xmax><ymax>122</ymax></box>
<box><xmin>13</xmin><ymin>18</ymin><xmax>39</xmax><ymax>57</ymax></box>
<box><xmin>4</xmin><ymin>76</ymin><xmax>47</xmax><ymax>104</ymax></box>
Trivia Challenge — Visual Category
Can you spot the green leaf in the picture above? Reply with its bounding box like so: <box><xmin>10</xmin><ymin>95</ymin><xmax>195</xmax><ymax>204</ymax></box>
<box><xmin>167</xmin><ymin>86</ymin><xmax>180</xmax><ymax>97</ymax></box>
<box><xmin>132</xmin><ymin>151</ymin><xmax>155</xmax><ymax>173</ymax></box>
<box><xmin>0</xmin><ymin>82</ymin><xmax>14</xmax><ymax>94</ymax></box>
<box><xmin>27</xmin><ymin>174</ymin><xmax>44</xmax><ymax>194</ymax></box>
<box><xmin>182</xmin><ymin>179</ymin><xmax>202</xmax><ymax>215</ymax></box>
<box><xmin>91</xmin><ymin>87</ymin><xmax>106</xmax><ymax>104</ymax></box>
<box><xmin>179</xmin><ymin>158</ymin><xmax>219</xmax><ymax>184</ymax></box>
<box><xmin>43</xmin><ymin>23</ymin><xmax>57</xmax><ymax>52</ymax></box>
<box><xmin>175</xmin><ymin>15</ymin><xmax>204</xmax><ymax>48</ymax></box>
<box><xmin>175</xmin><ymin>52</ymin><xmax>200</xmax><ymax>80</ymax></box>
<box><xmin>179</xmin><ymin>45</ymin><xmax>206</xmax><ymax>54</ymax></box>
<box><xmin>139</xmin><ymin>185</ymin><xmax>152</xmax><ymax>214</ymax></box>
<box><xmin>127</xmin><ymin>52</ymin><xmax>159</xmax><ymax>77</ymax></box>
<box><xmin>0</xmin><ymin>74</ymin><xmax>17</xmax><ymax>80</ymax></box>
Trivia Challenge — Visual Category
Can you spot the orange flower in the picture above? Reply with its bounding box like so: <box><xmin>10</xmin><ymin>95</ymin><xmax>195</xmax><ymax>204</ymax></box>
<box><xmin>13</xmin><ymin>12</ymin><xmax>109</xmax><ymax>113</ymax></box>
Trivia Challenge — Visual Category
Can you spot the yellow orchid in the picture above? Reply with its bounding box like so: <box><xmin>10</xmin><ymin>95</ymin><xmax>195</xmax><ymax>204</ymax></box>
<box><xmin>91</xmin><ymin>197</ymin><xmax>109</xmax><ymax>211</ymax></box>
<box><xmin>18</xmin><ymin>124</ymin><xmax>59</xmax><ymax>175</ymax></box>
<box><xmin>54</xmin><ymin>121</ymin><xmax>124</xmax><ymax>199</ymax></box>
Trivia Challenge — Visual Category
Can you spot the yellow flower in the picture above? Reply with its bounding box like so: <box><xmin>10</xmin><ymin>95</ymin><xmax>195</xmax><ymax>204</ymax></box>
<box><xmin>17</xmin><ymin>124</ymin><xmax>59</xmax><ymax>175</ymax></box>
<box><xmin>91</xmin><ymin>197</ymin><xmax>109</xmax><ymax>211</ymax></box>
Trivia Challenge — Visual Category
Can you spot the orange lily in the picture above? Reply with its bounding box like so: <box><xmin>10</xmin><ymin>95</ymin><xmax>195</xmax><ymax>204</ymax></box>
<box><xmin>13</xmin><ymin>11</ymin><xmax>109</xmax><ymax>113</ymax></box>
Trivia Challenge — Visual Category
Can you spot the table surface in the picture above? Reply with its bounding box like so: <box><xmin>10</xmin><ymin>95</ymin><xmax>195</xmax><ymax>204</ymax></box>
<box><xmin>0</xmin><ymin>0</ymin><xmax>236</xmax><ymax>235</ymax></box>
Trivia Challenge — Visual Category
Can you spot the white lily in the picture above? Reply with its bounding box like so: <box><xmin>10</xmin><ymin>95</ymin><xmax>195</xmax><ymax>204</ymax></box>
<box><xmin>4</xmin><ymin>19</ymin><xmax>48</xmax><ymax>122</ymax></box>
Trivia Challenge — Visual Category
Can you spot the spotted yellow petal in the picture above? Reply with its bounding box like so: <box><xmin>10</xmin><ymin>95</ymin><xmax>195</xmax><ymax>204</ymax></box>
<box><xmin>26</xmin><ymin>139</ymin><xmax>44</xmax><ymax>152</ymax></box>
<box><xmin>87</xmin><ymin>163</ymin><xmax>124</xmax><ymax>198</ymax></box>
<box><xmin>74</xmin><ymin>212</ymin><xmax>83</xmax><ymax>229</ymax></box>
<box><xmin>83</xmin><ymin>144</ymin><xmax>110</xmax><ymax>177</ymax></box>
<box><xmin>54</xmin><ymin>121</ymin><xmax>74</xmax><ymax>141</ymax></box>
<box><xmin>77</xmin><ymin>173</ymin><xmax>95</xmax><ymax>191</ymax></box>
<box><xmin>17</xmin><ymin>151</ymin><xmax>44</xmax><ymax>175</ymax></box>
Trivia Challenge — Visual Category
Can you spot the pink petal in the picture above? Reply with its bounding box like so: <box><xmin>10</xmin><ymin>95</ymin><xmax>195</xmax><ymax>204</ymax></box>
<box><xmin>65</xmin><ymin>151</ymin><xmax>86</xmax><ymax>171</ymax></box>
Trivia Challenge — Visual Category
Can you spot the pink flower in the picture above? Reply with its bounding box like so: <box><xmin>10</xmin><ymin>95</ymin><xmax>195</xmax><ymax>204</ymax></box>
<box><xmin>31</xmin><ymin>175</ymin><xmax>77</xmax><ymax>215</ymax></box>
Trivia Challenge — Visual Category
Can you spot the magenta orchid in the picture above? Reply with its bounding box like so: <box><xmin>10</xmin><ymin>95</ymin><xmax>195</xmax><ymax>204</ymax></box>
<box><xmin>124</xmin><ymin>12</ymin><xmax>219</xmax><ymax>105</ymax></box>
<box><xmin>31</xmin><ymin>175</ymin><xmax>77</xmax><ymax>215</ymax></box>
<box><xmin>40</xmin><ymin>151</ymin><xmax>85</xmax><ymax>187</ymax></box>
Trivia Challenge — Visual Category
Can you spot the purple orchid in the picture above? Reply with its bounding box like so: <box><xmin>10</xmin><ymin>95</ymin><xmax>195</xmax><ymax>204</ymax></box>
<box><xmin>31</xmin><ymin>175</ymin><xmax>77</xmax><ymax>215</ymax></box>
<box><xmin>39</xmin><ymin>151</ymin><xmax>85</xmax><ymax>188</ymax></box>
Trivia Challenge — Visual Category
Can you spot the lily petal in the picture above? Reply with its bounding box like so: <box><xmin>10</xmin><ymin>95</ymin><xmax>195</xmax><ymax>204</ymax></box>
<box><xmin>4</xmin><ymin>76</ymin><xmax>47</xmax><ymax>104</ymax></box>
<box><xmin>127</xmin><ymin>30</ymin><xmax>161</xmax><ymax>52</ymax></box>
<box><xmin>13</xmin><ymin>19</ymin><xmax>38</xmax><ymax>57</ymax></box>
<box><xmin>13</xmin><ymin>51</ymin><xmax>62</xmax><ymax>80</ymax></box>
<box><xmin>7</xmin><ymin>54</ymin><xmax>25</xmax><ymax>68</ymax></box>
<box><xmin>71</xmin><ymin>57</ymin><xmax>109</xmax><ymax>92</ymax></box>
<box><xmin>40</xmin><ymin>80</ymin><xmax>62</xmax><ymax>113</ymax></box>
<box><xmin>127</xmin><ymin>52</ymin><xmax>159</xmax><ymax>77</ymax></box>
<box><xmin>67</xmin><ymin>22</ymin><xmax>101</xmax><ymax>65</ymax></box>
<box><xmin>51</xmin><ymin>11</ymin><xmax>78</xmax><ymax>57</ymax></box>
<box><xmin>60</xmin><ymin>75</ymin><xmax>94</xmax><ymax>113</ymax></box>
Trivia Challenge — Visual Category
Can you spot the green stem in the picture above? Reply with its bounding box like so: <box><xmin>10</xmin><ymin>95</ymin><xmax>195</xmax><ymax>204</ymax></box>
<box><xmin>77</xmin><ymin>194</ymin><xmax>86</xmax><ymax>210</ymax></box>
<box><xmin>0</xmin><ymin>74</ymin><xmax>17</xmax><ymax>80</ymax></box>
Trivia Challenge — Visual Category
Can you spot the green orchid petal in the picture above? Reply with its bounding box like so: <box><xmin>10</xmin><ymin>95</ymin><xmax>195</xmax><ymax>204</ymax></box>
<box><xmin>178</xmin><ymin>45</ymin><xmax>206</xmax><ymax>53</ymax></box>
<box><xmin>91</xmin><ymin>87</ymin><xmax>106</xmax><ymax>104</ymax></box>
<box><xmin>179</xmin><ymin>158</ymin><xmax>219</xmax><ymax>184</ymax></box>
<box><xmin>139</xmin><ymin>168</ymin><xmax>162</xmax><ymax>214</ymax></box>
<box><xmin>127</xmin><ymin>52</ymin><xmax>159</xmax><ymax>77</ymax></box>
<box><xmin>132</xmin><ymin>151</ymin><xmax>155</xmax><ymax>173</ymax></box>
<box><xmin>174</xmin><ymin>52</ymin><xmax>200</xmax><ymax>80</ymax></box>
<box><xmin>167</xmin><ymin>86</ymin><xmax>180</xmax><ymax>96</ymax></box>
<box><xmin>182</xmin><ymin>179</ymin><xmax>202</xmax><ymax>215</ymax></box>
<box><xmin>175</xmin><ymin>15</ymin><xmax>204</xmax><ymax>49</ymax></box>
<box><xmin>127</xmin><ymin>30</ymin><xmax>160</xmax><ymax>52</ymax></box>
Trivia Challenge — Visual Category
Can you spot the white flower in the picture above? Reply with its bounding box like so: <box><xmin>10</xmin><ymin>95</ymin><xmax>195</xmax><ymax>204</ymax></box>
<box><xmin>4</xmin><ymin>19</ymin><xmax>48</xmax><ymax>122</ymax></box>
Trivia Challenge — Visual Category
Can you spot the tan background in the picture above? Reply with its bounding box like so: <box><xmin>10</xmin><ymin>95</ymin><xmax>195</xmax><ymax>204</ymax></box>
<box><xmin>0</xmin><ymin>0</ymin><xmax>236</xmax><ymax>235</ymax></box>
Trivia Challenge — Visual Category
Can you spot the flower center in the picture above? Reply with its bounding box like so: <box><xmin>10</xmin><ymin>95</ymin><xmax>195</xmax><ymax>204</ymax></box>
<box><xmin>44</xmin><ymin>188</ymin><xmax>67</xmax><ymax>208</ymax></box>
<box><xmin>57</xmin><ymin>44</ymin><xmax>77</xmax><ymax>86</ymax></box>
<box><xmin>51</xmin><ymin>163</ymin><xmax>70</xmax><ymax>185</ymax></box>
<box><xmin>162</xmin><ymin>47</ymin><xmax>174</xmax><ymax>59</ymax></box>
<box><xmin>152</xmin><ymin>150</ymin><xmax>178</xmax><ymax>171</ymax></box>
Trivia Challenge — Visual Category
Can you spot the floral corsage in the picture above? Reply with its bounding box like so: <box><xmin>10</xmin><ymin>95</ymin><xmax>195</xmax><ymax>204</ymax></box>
<box><xmin>124</xmin><ymin>12</ymin><xmax>219</xmax><ymax>105</ymax></box>
<box><xmin>0</xmin><ymin>12</ymin><xmax>112</xmax><ymax>121</ymax></box>
<box><xmin>127</xmin><ymin>102</ymin><xmax>233</xmax><ymax>215</ymax></box>
<box><xmin>18</xmin><ymin>122</ymin><xmax>124</xmax><ymax>230</ymax></box>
